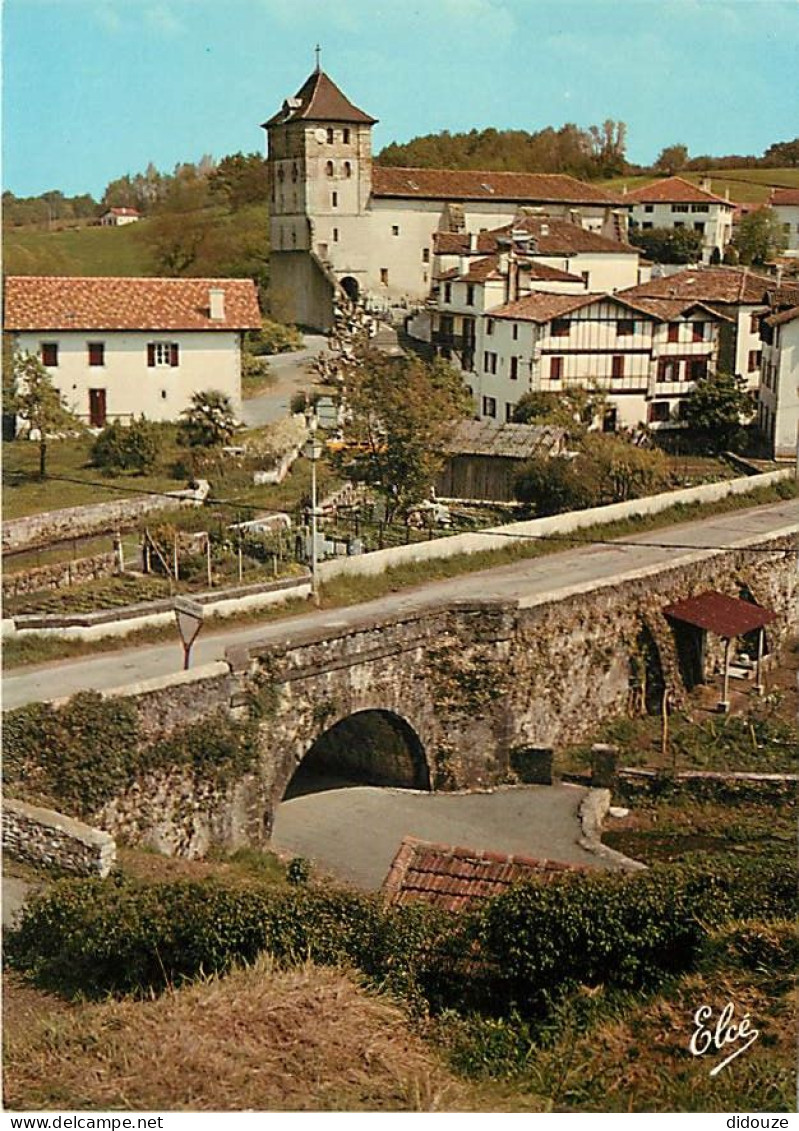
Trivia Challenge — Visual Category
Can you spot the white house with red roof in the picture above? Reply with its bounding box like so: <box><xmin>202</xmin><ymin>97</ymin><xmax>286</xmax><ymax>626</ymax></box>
<box><xmin>4</xmin><ymin>276</ymin><xmax>262</xmax><ymax>427</ymax></box>
<box><xmin>99</xmin><ymin>207</ymin><xmax>141</xmax><ymax>227</ymax></box>
<box><xmin>622</xmin><ymin>176</ymin><xmax>734</xmax><ymax>263</ymax></box>
<box><xmin>769</xmin><ymin>188</ymin><xmax>799</xmax><ymax>256</ymax></box>
<box><xmin>262</xmin><ymin>65</ymin><xmax>631</xmax><ymax>329</ymax></box>
<box><xmin>759</xmin><ymin>304</ymin><xmax>799</xmax><ymax>458</ymax></box>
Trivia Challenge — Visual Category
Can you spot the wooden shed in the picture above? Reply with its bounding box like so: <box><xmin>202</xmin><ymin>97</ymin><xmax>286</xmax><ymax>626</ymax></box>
<box><xmin>435</xmin><ymin>420</ymin><xmax>567</xmax><ymax>502</ymax></box>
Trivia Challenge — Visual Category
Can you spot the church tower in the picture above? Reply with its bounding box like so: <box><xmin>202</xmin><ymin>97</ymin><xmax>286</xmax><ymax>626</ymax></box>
<box><xmin>262</xmin><ymin>58</ymin><xmax>377</xmax><ymax>328</ymax></box>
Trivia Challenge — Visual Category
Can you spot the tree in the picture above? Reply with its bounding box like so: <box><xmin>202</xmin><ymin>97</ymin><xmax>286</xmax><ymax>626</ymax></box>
<box><xmin>681</xmin><ymin>371</ymin><xmax>754</xmax><ymax>451</ymax></box>
<box><xmin>512</xmin><ymin>385</ymin><xmax>607</xmax><ymax>431</ymax></box>
<box><xmin>210</xmin><ymin>153</ymin><xmax>270</xmax><ymax>210</ymax></box>
<box><xmin>91</xmin><ymin>417</ymin><xmax>160</xmax><ymax>474</ymax></box>
<box><xmin>654</xmin><ymin>144</ymin><xmax>689</xmax><ymax>174</ymax></box>
<box><xmin>9</xmin><ymin>352</ymin><xmax>85</xmax><ymax>476</ymax></box>
<box><xmin>178</xmin><ymin>390</ymin><xmax>238</xmax><ymax>448</ymax></box>
<box><xmin>763</xmin><ymin>138</ymin><xmax>799</xmax><ymax>167</ymax></box>
<box><xmin>629</xmin><ymin>225</ymin><xmax>704</xmax><ymax>264</ymax></box>
<box><xmin>514</xmin><ymin>455</ymin><xmax>599</xmax><ymax>515</ymax></box>
<box><xmin>335</xmin><ymin>351</ymin><xmax>470</xmax><ymax>524</ymax></box>
<box><xmin>730</xmin><ymin>207</ymin><xmax>787</xmax><ymax>265</ymax></box>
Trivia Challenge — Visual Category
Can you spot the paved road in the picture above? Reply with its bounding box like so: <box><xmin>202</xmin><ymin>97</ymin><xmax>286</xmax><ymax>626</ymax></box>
<box><xmin>271</xmin><ymin>781</ymin><xmax>611</xmax><ymax>889</ymax></box>
<box><xmin>239</xmin><ymin>334</ymin><xmax>328</xmax><ymax>428</ymax></box>
<box><xmin>4</xmin><ymin>498</ymin><xmax>797</xmax><ymax>710</ymax></box>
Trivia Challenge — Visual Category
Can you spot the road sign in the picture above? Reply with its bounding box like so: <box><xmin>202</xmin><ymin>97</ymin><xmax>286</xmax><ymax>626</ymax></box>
<box><xmin>174</xmin><ymin>597</ymin><xmax>204</xmax><ymax>669</ymax></box>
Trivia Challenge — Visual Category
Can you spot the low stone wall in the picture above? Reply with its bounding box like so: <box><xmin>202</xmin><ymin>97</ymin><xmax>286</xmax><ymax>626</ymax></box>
<box><xmin>3</xmin><ymin>552</ymin><xmax>118</xmax><ymax>600</ymax></box>
<box><xmin>319</xmin><ymin>469</ymin><xmax>792</xmax><ymax>582</ymax></box>
<box><xmin>3</xmin><ymin>796</ymin><xmax>116</xmax><ymax>877</ymax></box>
<box><xmin>2</xmin><ymin>482</ymin><xmax>208</xmax><ymax>553</ymax></box>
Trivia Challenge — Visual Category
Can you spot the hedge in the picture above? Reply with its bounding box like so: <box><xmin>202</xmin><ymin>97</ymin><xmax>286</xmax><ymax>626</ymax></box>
<box><xmin>6</xmin><ymin>855</ymin><xmax>796</xmax><ymax>1010</ymax></box>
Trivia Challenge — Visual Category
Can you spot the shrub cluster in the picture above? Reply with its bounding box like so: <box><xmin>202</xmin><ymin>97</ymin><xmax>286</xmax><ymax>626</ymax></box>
<box><xmin>7</xmin><ymin>856</ymin><xmax>795</xmax><ymax>1008</ymax></box>
<box><xmin>91</xmin><ymin>417</ymin><xmax>161</xmax><ymax>474</ymax></box>
<box><xmin>4</xmin><ymin>693</ymin><xmax>259</xmax><ymax>817</ymax></box>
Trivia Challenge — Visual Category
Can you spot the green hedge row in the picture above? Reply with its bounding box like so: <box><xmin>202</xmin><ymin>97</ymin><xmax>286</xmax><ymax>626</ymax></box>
<box><xmin>7</xmin><ymin>855</ymin><xmax>796</xmax><ymax>1012</ymax></box>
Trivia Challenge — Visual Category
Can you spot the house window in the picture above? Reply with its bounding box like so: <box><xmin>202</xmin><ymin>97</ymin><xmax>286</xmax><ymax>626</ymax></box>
<box><xmin>344</xmin><ymin>162</ymin><xmax>352</xmax><ymax>178</ymax></box>
<box><xmin>40</xmin><ymin>341</ymin><xmax>59</xmax><ymax>367</ymax></box>
<box><xmin>551</xmin><ymin>319</ymin><xmax>570</xmax><ymax>337</ymax></box>
<box><xmin>693</xmin><ymin>222</ymin><xmax>706</xmax><ymax>234</ymax></box>
<box><xmin>642</xmin><ymin>221</ymin><xmax>653</xmax><ymax>230</ymax></box>
<box><xmin>325</xmin><ymin>161</ymin><xmax>334</xmax><ymax>177</ymax></box>
<box><xmin>617</xmin><ymin>320</ymin><xmax>634</xmax><ymax>336</ymax></box>
<box><xmin>505</xmin><ymin>402</ymin><xmax>515</xmax><ymax>422</ymax></box>
<box><xmin>486</xmin><ymin>319</ymin><xmax>494</xmax><ymax>335</ymax></box>
<box><xmin>667</xmin><ymin>322</ymin><xmax>680</xmax><ymax>343</ymax></box>
<box><xmin>611</xmin><ymin>355</ymin><xmax>625</xmax><ymax>380</ymax></box>
<box><xmin>644</xmin><ymin>204</ymin><xmax>654</xmax><ymax>213</ymax></box>
<box><xmin>148</xmin><ymin>341</ymin><xmax>179</xmax><ymax>367</ymax></box>
<box><xmin>482</xmin><ymin>395</ymin><xmax>497</xmax><ymax>418</ymax></box>
<box><xmin>649</xmin><ymin>401</ymin><xmax>671</xmax><ymax>423</ymax></box>
<box><xmin>332</xmin><ymin>192</ymin><xmax>338</xmax><ymax>207</ymax></box>
<box><xmin>550</xmin><ymin>356</ymin><xmax>563</xmax><ymax>380</ymax></box>
<box><xmin>333</xmin><ymin>228</ymin><xmax>339</xmax><ymax>242</ymax></box>
<box><xmin>657</xmin><ymin>358</ymin><xmax>679</xmax><ymax>382</ymax></box>
<box><xmin>691</xmin><ymin>204</ymin><xmax>709</xmax><ymax>213</ymax></box>
<box><xmin>671</xmin><ymin>204</ymin><xmax>689</xmax><ymax>213</ymax></box>
<box><xmin>510</xmin><ymin>357</ymin><xmax>519</xmax><ymax>381</ymax></box>
<box><xmin>581</xmin><ymin>271</ymin><xmax>590</xmax><ymax>287</ymax></box>
<box><xmin>674</xmin><ymin>221</ymin><xmax>685</xmax><ymax>229</ymax></box>
<box><xmin>483</xmin><ymin>351</ymin><xmax>497</xmax><ymax>374</ymax></box>
<box><xmin>380</xmin><ymin>268</ymin><xmax>389</xmax><ymax>285</ymax></box>
<box><xmin>512</xmin><ymin>323</ymin><xmax>519</xmax><ymax>341</ymax></box>
<box><xmin>750</xmin><ymin>312</ymin><xmax>762</xmax><ymax>334</ymax></box>
<box><xmin>748</xmin><ymin>349</ymin><xmax>762</xmax><ymax>372</ymax></box>
<box><xmin>343</xmin><ymin>128</ymin><xmax>350</xmax><ymax>144</ymax></box>
<box><xmin>465</xmin><ymin>284</ymin><xmax>475</xmax><ymax>306</ymax></box>
<box><xmin>422</xmin><ymin>248</ymin><xmax>430</xmax><ymax>263</ymax></box>
<box><xmin>443</xmin><ymin>283</ymin><xmax>452</xmax><ymax>303</ymax></box>
<box><xmin>690</xmin><ymin>359</ymin><xmax>708</xmax><ymax>382</ymax></box>
<box><xmin>692</xmin><ymin>322</ymin><xmax>706</xmax><ymax>341</ymax></box>
<box><xmin>88</xmin><ymin>341</ymin><xmax>105</xmax><ymax>366</ymax></box>
<box><xmin>392</xmin><ymin>225</ymin><xmax>400</xmax><ymax>236</ymax></box>
<box><xmin>326</xmin><ymin>127</ymin><xmax>334</xmax><ymax>144</ymax></box>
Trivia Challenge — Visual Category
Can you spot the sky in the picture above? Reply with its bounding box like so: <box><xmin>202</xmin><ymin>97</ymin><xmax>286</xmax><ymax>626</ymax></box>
<box><xmin>3</xmin><ymin>0</ymin><xmax>799</xmax><ymax>200</ymax></box>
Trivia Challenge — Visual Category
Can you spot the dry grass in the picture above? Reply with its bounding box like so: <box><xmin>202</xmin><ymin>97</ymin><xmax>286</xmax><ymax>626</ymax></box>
<box><xmin>3</xmin><ymin>960</ymin><xmax>479</xmax><ymax>1112</ymax></box>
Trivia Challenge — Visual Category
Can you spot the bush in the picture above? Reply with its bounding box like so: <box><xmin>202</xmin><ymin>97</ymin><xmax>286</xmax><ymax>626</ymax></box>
<box><xmin>91</xmin><ymin>417</ymin><xmax>160</xmax><ymax>474</ymax></box>
<box><xmin>245</xmin><ymin>318</ymin><xmax>303</xmax><ymax>356</ymax></box>
<box><xmin>178</xmin><ymin>390</ymin><xmax>238</xmax><ymax>448</ymax></box>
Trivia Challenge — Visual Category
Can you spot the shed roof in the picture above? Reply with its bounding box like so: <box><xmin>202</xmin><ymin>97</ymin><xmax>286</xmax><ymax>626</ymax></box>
<box><xmin>382</xmin><ymin>836</ymin><xmax>581</xmax><ymax>912</ymax></box>
<box><xmin>663</xmin><ymin>590</ymin><xmax>775</xmax><ymax>638</ymax></box>
<box><xmin>441</xmin><ymin>420</ymin><xmax>566</xmax><ymax>459</ymax></box>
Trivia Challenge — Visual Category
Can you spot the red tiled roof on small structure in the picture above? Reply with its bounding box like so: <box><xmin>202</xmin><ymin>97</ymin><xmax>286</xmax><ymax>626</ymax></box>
<box><xmin>104</xmin><ymin>207</ymin><xmax>140</xmax><ymax>217</ymax></box>
<box><xmin>623</xmin><ymin>176</ymin><xmax>731</xmax><ymax>206</ymax></box>
<box><xmin>770</xmin><ymin>188</ymin><xmax>799</xmax><ymax>206</ymax></box>
<box><xmin>373</xmin><ymin>166</ymin><xmax>624</xmax><ymax>205</ymax></box>
<box><xmin>663</xmin><ymin>591</ymin><xmax>775</xmax><ymax>638</ymax></box>
<box><xmin>619</xmin><ymin>266</ymin><xmax>773</xmax><ymax>306</ymax></box>
<box><xmin>263</xmin><ymin>69</ymin><xmax>377</xmax><ymax>128</ymax></box>
<box><xmin>435</xmin><ymin>215</ymin><xmax>637</xmax><ymax>257</ymax></box>
<box><xmin>437</xmin><ymin>253</ymin><xmax>583</xmax><ymax>286</ymax></box>
<box><xmin>766</xmin><ymin>303</ymin><xmax>799</xmax><ymax>327</ymax></box>
<box><xmin>382</xmin><ymin>837</ymin><xmax>582</xmax><ymax>912</ymax></box>
<box><xmin>4</xmin><ymin>276</ymin><xmax>262</xmax><ymax>332</ymax></box>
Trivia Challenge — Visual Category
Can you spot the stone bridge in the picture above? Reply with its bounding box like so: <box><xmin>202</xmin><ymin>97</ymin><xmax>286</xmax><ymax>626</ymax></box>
<box><xmin>199</xmin><ymin>530</ymin><xmax>797</xmax><ymax>848</ymax></box>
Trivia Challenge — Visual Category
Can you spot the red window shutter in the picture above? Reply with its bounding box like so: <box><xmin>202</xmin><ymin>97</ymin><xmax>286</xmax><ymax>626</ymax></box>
<box><xmin>170</xmin><ymin>343</ymin><xmax>179</xmax><ymax>367</ymax></box>
<box><xmin>147</xmin><ymin>343</ymin><xmax>155</xmax><ymax>367</ymax></box>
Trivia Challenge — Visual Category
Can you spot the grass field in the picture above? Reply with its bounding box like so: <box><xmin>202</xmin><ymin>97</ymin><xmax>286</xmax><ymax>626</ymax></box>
<box><xmin>3</xmin><ymin>221</ymin><xmax>153</xmax><ymax>276</ymax></box>
<box><xmin>601</xmin><ymin>166</ymin><xmax>799</xmax><ymax>204</ymax></box>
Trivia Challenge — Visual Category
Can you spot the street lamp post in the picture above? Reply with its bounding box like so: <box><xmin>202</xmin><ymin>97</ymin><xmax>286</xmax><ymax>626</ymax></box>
<box><xmin>304</xmin><ymin>408</ymin><xmax>322</xmax><ymax>606</ymax></box>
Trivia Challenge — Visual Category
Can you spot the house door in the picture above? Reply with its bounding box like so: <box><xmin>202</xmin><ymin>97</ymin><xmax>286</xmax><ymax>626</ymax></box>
<box><xmin>89</xmin><ymin>388</ymin><xmax>107</xmax><ymax>428</ymax></box>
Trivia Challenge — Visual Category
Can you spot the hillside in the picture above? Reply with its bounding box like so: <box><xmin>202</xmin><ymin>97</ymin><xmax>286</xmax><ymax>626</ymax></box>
<box><xmin>3</xmin><ymin>222</ymin><xmax>153</xmax><ymax>277</ymax></box>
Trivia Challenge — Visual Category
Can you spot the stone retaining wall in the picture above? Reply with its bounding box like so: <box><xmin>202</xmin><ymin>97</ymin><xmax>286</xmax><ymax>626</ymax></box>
<box><xmin>3</xmin><ymin>552</ymin><xmax>118</xmax><ymax>600</ymax></box>
<box><xmin>3</xmin><ymin>796</ymin><xmax>116</xmax><ymax>877</ymax></box>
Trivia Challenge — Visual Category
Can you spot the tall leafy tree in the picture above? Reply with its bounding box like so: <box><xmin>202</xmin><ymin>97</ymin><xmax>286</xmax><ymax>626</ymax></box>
<box><xmin>335</xmin><ymin>351</ymin><xmax>471</xmax><ymax>524</ymax></box>
<box><xmin>178</xmin><ymin>390</ymin><xmax>238</xmax><ymax>447</ymax></box>
<box><xmin>629</xmin><ymin>226</ymin><xmax>704</xmax><ymax>264</ymax></box>
<box><xmin>682</xmin><ymin>371</ymin><xmax>753</xmax><ymax>451</ymax></box>
<box><xmin>654</xmin><ymin>144</ymin><xmax>689</xmax><ymax>174</ymax></box>
<box><xmin>730</xmin><ymin>208</ymin><xmax>787</xmax><ymax>265</ymax></box>
<box><xmin>9</xmin><ymin>352</ymin><xmax>85</xmax><ymax>476</ymax></box>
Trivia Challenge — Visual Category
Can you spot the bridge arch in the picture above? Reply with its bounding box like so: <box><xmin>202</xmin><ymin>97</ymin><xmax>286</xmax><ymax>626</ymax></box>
<box><xmin>281</xmin><ymin>708</ymin><xmax>431</xmax><ymax>801</ymax></box>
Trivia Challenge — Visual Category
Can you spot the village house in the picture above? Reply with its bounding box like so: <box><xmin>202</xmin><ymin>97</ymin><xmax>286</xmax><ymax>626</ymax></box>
<box><xmin>759</xmin><ymin>304</ymin><xmax>799</xmax><ymax>459</ymax></box>
<box><xmin>622</xmin><ymin>176</ymin><xmax>734</xmax><ymax>263</ymax></box>
<box><xmin>4</xmin><ymin>276</ymin><xmax>262</xmax><ymax>427</ymax></box>
<box><xmin>769</xmin><ymin>188</ymin><xmax>799</xmax><ymax>256</ymax></box>
<box><xmin>99</xmin><ymin>207</ymin><xmax>141</xmax><ymax>226</ymax></box>
<box><xmin>262</xmin><ymin>65</ymin><xmax>629</xmax><ymax>329</ymax></box>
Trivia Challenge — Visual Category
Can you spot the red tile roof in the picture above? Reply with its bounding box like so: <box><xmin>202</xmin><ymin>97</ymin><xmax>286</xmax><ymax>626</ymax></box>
<box><xmin>663</xmin><ymin>591</ymin><xmax>775</xmax><ymax>638</ymax></box>
<box><xmin>104</xmin><ymin>207</ymin><xmax>140</xmax><ymax>217</ymax></box>
<box><xmin>263</xmin><ymin>70</ymin><xmax>377</xmax><ymax>128</ymax></box>
<box><xmin>770</xmin><ymin>188</ymin><xmax>799</xmax><ymax>207</ymax></box>
<box><xmin>4</xmin><ymin>276</ymin><xmax>262</xmax><ymax>332</ymax></box>
<box><xmin>623</xmin><ymin>176</ymin><xmax>731</xmax><ymax>206</ymax></box>
<box><xmin>435</xmin><ymin>215</ymin><xmax>637</xmax><ymax>257</ymax></box>
<box><xmin>373</xmin><ymin>166</ymin><xmax>624</xmax><ymax>205</ymax></box>
<box><xmin>619</xmin><ymin>266</ymin><xmax>773</xmax><ymax>306</ymax></box>
<box><xmin>766</xmin><ymin>303</ymin><xmax>799</xmax><ymax>327</ymax></box>
<box><xmin>438</xmin><ymin>252</ymin><xmax>582</xmax><ymax>285</ymax></box>
<box><xmin>382</xmin><ymin>837</ymin><xmax>581</xmax><ymax>912</ymax></box>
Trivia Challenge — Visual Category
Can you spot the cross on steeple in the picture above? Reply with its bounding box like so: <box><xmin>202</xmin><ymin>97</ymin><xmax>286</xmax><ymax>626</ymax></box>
<box><xmin>314</xmin><ymin>44</ymin><xmax>321</xmax><ymax>72</ymax></box>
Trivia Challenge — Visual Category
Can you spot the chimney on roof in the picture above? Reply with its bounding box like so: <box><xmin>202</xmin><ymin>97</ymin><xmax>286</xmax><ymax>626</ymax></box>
<box><xmin>469</xmin><ymin>232</ymin><xmax>478</xmax><ymax>252</ymax></box>
<box><xmin>540</xmin><ymin>223</ymin><xmax>550</xmax><ymax>237</ymax></box>
<box><xmin>700</xmin><ymin>177</ymin><xmax>712</xmax><ymax>193</ymax></box>
<box><xmin>209</xmin><ymin>287</ymin><xmax>225</xmax><ymax>321</ymax></box>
